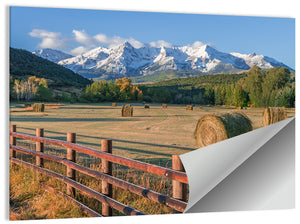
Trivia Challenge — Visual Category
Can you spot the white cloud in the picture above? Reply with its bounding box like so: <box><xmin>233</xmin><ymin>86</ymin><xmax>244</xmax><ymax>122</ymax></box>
<box><xmin>30</xmin><ymin>29</ymin><xmax>215</xmax><ymax>55</ymax></box>
<box><xmin>127</xmin><ymin>38</ymin><xmax>145</xmax><ymax>48</ymax></box>
<box><xmin>69</xmin><ymin>46</ymin><xmax>90</xmax><ymax>56</ymax></box>
<box><xmin>29</xmin><ymin>29</ymin><xmax>67</xmax><ymax>49</ymax></box>
<box><xmin>192</xmin><ymin>41</ymin><xmax>206</xmax><ymax>48</ymax></box>
<box><xmin>72</xmin><ymin>30</ymin><xmax>96</xmax><ymax>46</ymax></box>
<box><xmin>72</xmin><ymin>30</ymin><xmax>144</xmax><ymax>49</ymax></box>
<box><xmin>93</xmin><ymin>33</ymin><xmax>144</xmax><ymax>48</ymax></box>
<box><xmin>149</xmin><ymin>40</ymin><xmax>173</xmax><ymax>48</ymax></box>
<box><xmin>94</xmin><ymin>34</ymin><xmax>123</xmax><ymax>48</ymax></box>
<box><xmin>190</xmin><ymin>41</ymin><xmax>215</xmax><ymax>49</ymax></box>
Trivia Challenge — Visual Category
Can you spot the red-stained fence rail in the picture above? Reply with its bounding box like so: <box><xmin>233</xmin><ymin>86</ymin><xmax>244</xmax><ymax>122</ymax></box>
<box><xmin>9</xmin><ymin>125</ymin><xmax>188</xmax><ymax>216</ymax></box>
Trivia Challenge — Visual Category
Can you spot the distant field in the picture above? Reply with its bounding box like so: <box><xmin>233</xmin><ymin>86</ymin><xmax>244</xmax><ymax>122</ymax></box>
<box><xmin>9</xmin><ymin>103</ymin><xmax>295</xmax><ymax>165</ymax></box>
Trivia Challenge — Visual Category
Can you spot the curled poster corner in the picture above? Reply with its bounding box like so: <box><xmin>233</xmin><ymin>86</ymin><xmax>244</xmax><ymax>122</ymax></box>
<box><xmin>180</xmin><ymin>117</ymin><xmax>295</xmax><ymax>213</ymax></box>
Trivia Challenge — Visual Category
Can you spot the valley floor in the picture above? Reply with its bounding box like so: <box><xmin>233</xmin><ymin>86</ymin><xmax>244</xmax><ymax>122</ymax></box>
<box><xmin>9</xmin><ymin>103</ymin><xmax>295</xmax><ymax>164</ymax></box>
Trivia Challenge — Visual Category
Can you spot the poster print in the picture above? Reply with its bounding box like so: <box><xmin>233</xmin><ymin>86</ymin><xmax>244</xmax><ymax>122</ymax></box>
<box><xmin>9</xmin><ymin>6</ymin><xmax>295</xmax><ymax>220</ymax></box>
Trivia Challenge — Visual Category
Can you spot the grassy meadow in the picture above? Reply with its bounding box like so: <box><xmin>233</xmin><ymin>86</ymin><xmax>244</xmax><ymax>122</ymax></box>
<box><xmin>10</xmin><ymin>103</ymin><xmax>295</xmax><ymax>161</ymax></box>
<box><xmin>9</xmin><ymin>103</ymin><xmax>295</xmax><ymax>218</ymax></box>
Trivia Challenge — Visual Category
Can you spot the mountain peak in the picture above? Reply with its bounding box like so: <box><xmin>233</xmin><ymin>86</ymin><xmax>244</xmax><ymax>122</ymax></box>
<box><xmin>33</xmin><ymin>43</ymin><xmax>292</xmax><ymax>80</ymax></box>
<box><xmin>123</xmin><ymin>41</ymin><xmax>133</xmax><ymax>48</ymax></box>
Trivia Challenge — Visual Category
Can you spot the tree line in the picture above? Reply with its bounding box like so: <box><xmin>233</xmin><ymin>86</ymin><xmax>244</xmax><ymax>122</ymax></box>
<box><xmin>10</xmin><ymin>75</ymin><xmax>53</xmax><ymax>102</ymax></box>
<box><xmin>10</xmin><ymin>66</ymin><xmax>295</xmax><ymax>108</ymax></box>
<box><xmin>81</xmin><ymin>77</ymin><xmax>143</xmax><ymax>102</ymax></box>
<box><xmin>139</xmin><ymin>66</ymin><xmax>295</xmax><ymax>108</ymax></box>
<box><xmin>10</xmin><ymin>76</ymin><xmax>143</xmax><ymax>103</ymax></box>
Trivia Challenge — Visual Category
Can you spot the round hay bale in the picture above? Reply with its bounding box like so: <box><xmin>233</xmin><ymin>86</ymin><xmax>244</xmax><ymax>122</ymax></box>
<box><xmin>162</xmin><ymin>104</ymin><xmax>167</xmax><ymax>108</ymax></box>
<box><xmin>112</xmin><ymin>103</ymin><xmax>117</xmax><ymax>107</ymax></box>
<box><xmin>32</xmin><ymin>103</ymin><xmax>45</xmax><ymax>112</ymax></box>
<box><xmin>186</xmin><ymin>105</ymin><xmax>193</xmax><ymax>111</ymax></box>
<box><xmin>262</xmin><ymin>107</ymin><xmax>287</xmax><ymax>126</ymax></box>
<box><xmin>194</xmin><ymin>112</ymin><xmax>253</xmax><ymax>148</ymax></box>
<box><xmin>121</xmin><ymin>104</ymin><xmax>133</xmax><ymax>117</ymax></box>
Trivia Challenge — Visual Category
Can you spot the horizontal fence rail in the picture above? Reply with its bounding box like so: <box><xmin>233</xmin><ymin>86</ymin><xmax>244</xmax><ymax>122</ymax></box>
<box><xmin>9</xmin><ymin>126</ymin><xmax>188</xmax><ymax>216</ymax></box>
<box><xmin>10</xmin><ymin>157</ymin><xmax>145</xmax><ymax>216</ymax></box>
<box><xmin>10</xmin><ymin>132</ymin><xmax>188</xmax><ymax>184</ymax></box>
<box><xmin>10</xmin><ymin>145</ymin><xmax>187</xmax><ymax>212</ymax></box>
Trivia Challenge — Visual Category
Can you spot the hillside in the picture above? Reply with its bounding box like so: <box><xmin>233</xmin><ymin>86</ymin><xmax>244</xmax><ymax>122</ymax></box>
<box><xmin>139</xmin><ymin>73</ymin><xmax>247</xmax><ymax>88</ymax></box>
<box><xmin>10</xmin><ymin>48</ymin><xmax>91</xmax><ymax>89</ymax></box>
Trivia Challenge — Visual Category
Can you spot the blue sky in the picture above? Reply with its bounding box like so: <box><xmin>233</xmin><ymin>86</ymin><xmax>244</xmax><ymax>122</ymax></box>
<box><xmin>10</xmin><ymin>6</ymin><xmax>295</xmax><ymax>68</ymax></box>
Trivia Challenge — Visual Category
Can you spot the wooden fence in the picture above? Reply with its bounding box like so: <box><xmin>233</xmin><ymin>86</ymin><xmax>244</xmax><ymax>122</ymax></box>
<box><xmin>9</xmin><ymin>125</ymin><xmax>188</xmax><ymax>217</ymax></box>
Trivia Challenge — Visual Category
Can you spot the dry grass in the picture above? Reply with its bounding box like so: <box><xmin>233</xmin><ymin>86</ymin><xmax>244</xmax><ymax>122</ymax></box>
<box><xmin>44</xmin><ymin>103</ymin><xmax>65</xmax><ymax>106</ymax></box>
<box><xmin>9</xmin><ymin>164</ymin><xmax>89</xmax><ymax>220</ymax></box>
<box><xmin>10</xmin><ymin>105</ymin><xmax>60</xmax><ymax>112</ymax></box>
<box><xmin>9</xmin><ymin>102</ymin><xmax>295</xmax><ymax>219</ymax></box>
<box><xmin>9</xmin><ymin>103</ymin><xmax>295</xmax><ymax>161</ymax></box>
<box><xmin>9</xmin><ymin>148</ymin><xmax>174</xmax><ymax>219</ymax></box>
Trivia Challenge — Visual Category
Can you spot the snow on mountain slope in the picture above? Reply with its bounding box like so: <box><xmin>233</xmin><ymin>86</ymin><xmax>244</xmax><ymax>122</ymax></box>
<box><xmin>32</xmin><ymin>48</ymin><xmax>73</xmax><ymax>63</ymax></box>
<box><xmin>182</xmin><ymin>45</ymin><xmax>250</xmax><ymax>71</ymax></box>
<box><xmin>230</xmin><ymin>52</ymin><xmax>293</xmax><ymax>71</ymax></box>
<box><xmin>32</xmin><ymin>42</ymin><xmax>293</xmax><ymax>80</ymax></box>
<box><xmin>58</xmin><ymin>47</ymin><xmax>110</xmax><ymax>71</ymax></box>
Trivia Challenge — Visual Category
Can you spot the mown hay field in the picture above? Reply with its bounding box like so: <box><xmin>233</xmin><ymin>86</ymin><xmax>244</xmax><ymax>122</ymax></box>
<box><xmin>9</xmin><ymin>103</ymin><xmax>295</xmax><ymax>164</ymax></box>
<box><xmin>9</xmin><ymin>103</ymin><xmax>295</xmax><ymax>218</ymax></box>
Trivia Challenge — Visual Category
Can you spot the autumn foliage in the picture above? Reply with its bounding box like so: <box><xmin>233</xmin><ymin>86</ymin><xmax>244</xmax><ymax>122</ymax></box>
<box><xmin>84</xmin><ymin>77</ymin><xmax>143</xmax><ymax>102</ymax></box>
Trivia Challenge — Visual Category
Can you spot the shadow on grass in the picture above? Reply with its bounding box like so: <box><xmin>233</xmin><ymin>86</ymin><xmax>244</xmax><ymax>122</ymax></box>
<box><xmin>76</xmin><ymin>140</ymin><xmax>174</xmax><ymax>157</ymax></box>
<box><xmin>17</xmin><ymin>138</ymin><xmax>174</xmax><ymax>160</ymax></box>
<box><xmin>18</xmin><ymin>127</ymin><xmax>194</xmax><ymax>152</ymax></box>
<box><xmin>133</xmin><ymin>114</ymin><xmax>195</xmax><ymax>118</ymax></box>
<box><xmin>10</xmin><ymin>117</ymin><xmax>137</xmax><ymax>122</ymax></box>
<box><xmin>59</xmin><ymin>106</ymin><xmax>121</xmax><ymax>110</ymax></box>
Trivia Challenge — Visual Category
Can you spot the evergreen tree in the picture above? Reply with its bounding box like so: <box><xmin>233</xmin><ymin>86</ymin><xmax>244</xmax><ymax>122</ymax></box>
<box><xmin>204</xmin><ymin>86</ymin><xmax>215</xmax><ymax>105</ymax></box>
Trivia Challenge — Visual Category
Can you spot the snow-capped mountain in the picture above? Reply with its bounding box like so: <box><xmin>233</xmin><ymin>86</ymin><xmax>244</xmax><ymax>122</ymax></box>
<box><xmin>230</xmin><ymin>52</ymin><xmax>291</xmax><ymax>70</ymax></box>
<box><xmin>32</xmin><ymin>48</ymin><xmax>73</xmax><ymax>63</ymax></box>
<box><xmin>32</xmin><ymin>42</ymin><xmax>293</xmax><ymax>80</ymax></box>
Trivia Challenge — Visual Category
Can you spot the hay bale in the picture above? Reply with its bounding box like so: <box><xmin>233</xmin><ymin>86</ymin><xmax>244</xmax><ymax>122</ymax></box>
<box><xmin>112</xmin><ymin>103</ymin><xmax>117</xmax><ymax>107</ymax></box>
<box><xmin>121</xmin><ymin>104</ymin><xmax>133</xmax><ymax>117</ymax></box>
<box><xmin>144</xmin><ymin>104</ymin><xmax>150</xmax><ymax>109</ymax></box>
<box><xmin>199</xmin><ymin>106</ymin><xmax>203</xmax><ymax>110</ymax></box>
<box><xmin>186</xmin><ymin>105</ymin><xmax>193</xmax><ymax>111</ymax></box>
<box><xmin>262</xmin><ymin>107</ymin><xmax>287</xmax><ymax>126</ymax></box>
<box><xmin>194</xmin><ymin>112</ymin><xmax>253</xmax><ymax>148</ymax></box>
<box><xmin>32</xmin><ymin>103</ymin><xmax>45</xmax><ymax>112</ymax></box>
<box><xmin>162</xmin><ymin>104</ymin><xmax>167</xmax><ymax>108</ymax></box>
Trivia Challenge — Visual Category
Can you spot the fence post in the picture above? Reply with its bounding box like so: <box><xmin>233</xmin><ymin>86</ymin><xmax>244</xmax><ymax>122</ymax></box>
<box><xmin>66</xmin><ymin>133</ymin><xmax>76</xmax><ymax>197</ymax></box>
<box><xmin>9</xmin><ymin>125</ymin><xmax>17</xmax><ymax>158</ymax></box>
<box><xmin>172</xmin><ymin>155</ymin><xmax>187</xmax><ymax>212</ymax></box>
<box><xmin>101</xmin><ymin>139</ymin><xmax>113</xmax><ymax>216</ymax></box>
<box><xmin>36</xmin><ymin>128</ymin><xmax>44</xmax><ymax>167</ymax></box>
